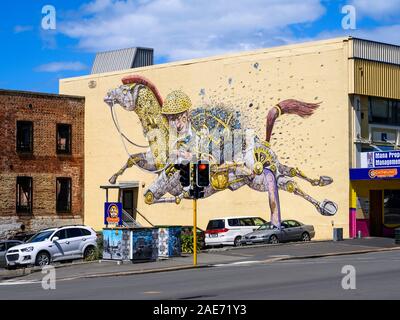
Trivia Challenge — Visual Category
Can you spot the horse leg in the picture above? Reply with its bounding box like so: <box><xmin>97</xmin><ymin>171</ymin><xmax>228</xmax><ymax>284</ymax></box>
<box><xmin>278</xmin><ymin>176</ymin><xmax>338</xmax><ymax>216</ymax></box>
<box><xmin>264</xmin><ymin>169</ymin><xmax>282</xmax><ymax>228</ymax></box>
<box><xmin>278</xmin><ymin>163</ymin><xmax>333</xmax><ymax>187</ymax></box>
<box><xmin>109</xmin><ymin>152</ymin><xmax>157</xmax><ymax>184</ymax></box>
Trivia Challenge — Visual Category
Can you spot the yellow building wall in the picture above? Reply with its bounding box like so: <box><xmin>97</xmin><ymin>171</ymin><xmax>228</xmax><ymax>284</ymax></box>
<box><xmin>60</xmin><ymin>38</ymin><xmax>351</xmax><ymax>239</ymax></box>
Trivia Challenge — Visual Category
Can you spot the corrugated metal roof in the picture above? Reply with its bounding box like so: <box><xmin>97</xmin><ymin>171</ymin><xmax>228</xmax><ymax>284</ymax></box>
<box><xmin>351</xmin><ymin>38</ymin><xmax>400</xmax><ymax>66</ymax></box>
<box><xmin>353</xmin><ymin>59</ymin><xmax>400</xmax><ymax>100</ymax></box>
<box><xmin>91</xmin><ymin>47</ymin><xmax>153</xmax><ymax>74</ymax></box>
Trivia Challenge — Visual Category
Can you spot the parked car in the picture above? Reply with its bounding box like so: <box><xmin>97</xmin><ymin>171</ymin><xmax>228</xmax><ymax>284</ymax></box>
<box><xmin>0</xmin><ymin>240</ymin><xmax>23</xmax><ymax>268</ymax></box>
<box><xmin>241</xmin><ymin>220</ymin><xmax>315</xmax><ymax>245</ymax></box>
<box><xmin>181</xmin><ymin>226</ymin><xmax>206</xmax><ymax>249</ymax></box>
<box><xmin>5</xmin><ymin>225</ymin><xmax>97</xmax><ymax>268</ymax></box>
<box><xmin>205</xmin><ymin>216</ymin><xmax>266</xmax><ymax>247</ymax></box>
<box><xmin>8</xmin><ymin>232</ymin><xmax>37</xmax><ymax>243</ymax></box>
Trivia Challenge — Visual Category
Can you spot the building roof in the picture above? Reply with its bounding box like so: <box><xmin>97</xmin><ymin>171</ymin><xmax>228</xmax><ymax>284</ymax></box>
<box><xmin>61</xmin><ymin>36</ymin><xmax>400</xmax><ymax>83</ymax></box>
<box><xmin>0</xmin><ymin>88</ymin><xmax>85</xmax><ymax>100</ymax></box>
<box><xmin>91</xmin><ymin>47</ymin><xmax>154</xmax><ymax>74</ymax></box>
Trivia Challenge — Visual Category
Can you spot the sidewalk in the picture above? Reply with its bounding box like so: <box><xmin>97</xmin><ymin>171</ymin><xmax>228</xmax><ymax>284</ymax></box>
<box><xmin>1</xmin><ymin>237</ymin><xmax>399</xmax><ymax>282</ymax></box>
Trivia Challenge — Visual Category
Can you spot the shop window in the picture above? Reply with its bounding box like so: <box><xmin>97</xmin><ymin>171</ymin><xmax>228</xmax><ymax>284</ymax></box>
<box><xmin>16</xmin><ymin>121</ymin><xmax>33</xmax><ymax>153</ymax></box>
<box><xmin>56</xmin><ymin>124</ymin><xmax>71</xmax><ymax>154</ymax></box>
<box><xmin>16</xmin><ymin>177</ymin><xmax>32</xmax><ymax>214</ymax></box>
<box><xmin>369</xmin><ymin>97</ymin><xmax>400</xmax><ymax>126</ymax></box>
<box><xmin>383</xmin><ymin>190</ymin><xmax>400</xmax><ymax>225</ymax></box>
<box><xmin>56</xmin><ymin>178</ymin><xmax>71</xmax><ymax>213</ymax></box>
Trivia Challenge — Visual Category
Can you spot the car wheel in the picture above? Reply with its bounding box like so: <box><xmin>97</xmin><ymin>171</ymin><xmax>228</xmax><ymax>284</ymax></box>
<box><xmin>301</xmin><ymin>232</ymin><xmax>311</xmax><ymax>242</ymax></box>
<box><xmin>269</xmin><ymin>235</ymin><xmax>279</xmax><ymax>244</ymax></box>
<box><xmin>35</xmin><ymin>251</ymin><xmax>51</xmax><ymax>267</ymax></box>
<box><xmin>83</xmin><ymin>246</ymin><xmax>97</xmax><ymax>261</ymax></box>
<box><xmin>234</xmin><ymin>236</ymin><xmax>242</xmax><ymax>247</ymax></box>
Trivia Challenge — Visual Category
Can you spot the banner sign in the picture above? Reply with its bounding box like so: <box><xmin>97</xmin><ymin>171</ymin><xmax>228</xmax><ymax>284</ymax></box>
<box><xmin>350</xmin><ymin>167</ymin><xmax>400</xmax><ymax>181</ymax></box>
<box><xmin>360</xmin><ymin>150</ymin><xmax>400</xmax><ymax>168</ymax></box>
<box><xmin>104</xmin><ymin>202</ymin><xmax>123</xmax><ymax>226</ymax></box>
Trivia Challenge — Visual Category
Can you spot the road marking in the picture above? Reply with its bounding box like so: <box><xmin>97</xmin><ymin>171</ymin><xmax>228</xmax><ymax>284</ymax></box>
<box><xmin>213</xmin><ymin>261</ymin><xmax>262</xmax><ymax>267</ymax></box>
<box><xmin>0</xmin><ymin>280</ymin><xmax>40</xmax><ymax>286</ymax></box>
<box><xmin>144</xmin><ymin>291</ymin><xmax>161</xmax><ymax>294</ymax></box>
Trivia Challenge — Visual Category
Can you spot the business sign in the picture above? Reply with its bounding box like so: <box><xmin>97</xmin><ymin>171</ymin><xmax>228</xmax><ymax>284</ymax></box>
<box><xmin>360</xmin><ymin>150</ymin><xmax>400</xmax><ymax>168</ymax></box>
<box><xmin>350</xmin><ymin>167</ymin><xmax>400</xmax><ymax>181</ymax></box>
<box><xmin>104</xmin><ymin>202</ymin><xmax>123</xmax><ymax>226</ymax></box>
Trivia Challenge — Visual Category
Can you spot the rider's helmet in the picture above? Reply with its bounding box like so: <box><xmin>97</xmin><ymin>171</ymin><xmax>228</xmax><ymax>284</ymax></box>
<box><xmin>161</xmin><ymin>90</ymin><xmax>192</xmax><ymax>115</ymax></box>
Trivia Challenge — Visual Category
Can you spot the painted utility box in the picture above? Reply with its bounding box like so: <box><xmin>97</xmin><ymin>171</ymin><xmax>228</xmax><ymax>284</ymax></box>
<box><xmin>131</xmin><ymin>228</ymin><xmax>159</xmax><ymax>261</ymax></box>
<box><xmin>102</xmin><ymin>228</ymin><xmax>131</xmax><ymax>261</ymax></box>
<box><xmin>157</xmin><ymin>226</ymin><xmax>182</xmax><ymax>258</ymax></box>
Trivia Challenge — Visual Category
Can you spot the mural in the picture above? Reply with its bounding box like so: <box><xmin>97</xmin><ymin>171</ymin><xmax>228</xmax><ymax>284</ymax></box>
<box><xmin>104</xmin><ymin>75</ymin><xmax>338</xmax><ymax>227</ymax></box>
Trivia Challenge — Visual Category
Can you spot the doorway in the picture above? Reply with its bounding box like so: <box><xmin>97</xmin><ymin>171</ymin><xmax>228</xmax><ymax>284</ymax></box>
<box><xmin>120</xmin><ymin>188</ymin><xmax>138</xmax><ymax>220</ymax></box>
<box><xmin>369</xmin><ymin>190</ymin><xmax>383</xmax><ymax>237</ymax></box>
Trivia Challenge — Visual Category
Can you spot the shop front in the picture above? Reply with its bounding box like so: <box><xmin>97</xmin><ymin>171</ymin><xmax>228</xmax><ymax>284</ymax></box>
<box><xmin>350</xmin><ymin>150</ymin><xmax>400</xmax><ymax>238</ymax></box>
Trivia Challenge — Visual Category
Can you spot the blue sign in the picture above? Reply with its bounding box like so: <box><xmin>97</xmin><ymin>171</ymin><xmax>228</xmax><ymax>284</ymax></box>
<box><xmin>104</xmin><ymin>202</ymin><xmax>123</xmax><ymax>226</ymax></box>
<box><xmin>350</xmin><ymin>167</ymin><xmax>400</xmax><ymax>181</ymax></box>
<box><xmin>364</xmin><ymin>150</ymin><xmax>400</xmax><ymax>168</ymax></box>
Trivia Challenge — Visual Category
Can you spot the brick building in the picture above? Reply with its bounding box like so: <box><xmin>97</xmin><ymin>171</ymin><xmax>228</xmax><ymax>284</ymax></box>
<box><xmin>0</xmin><ymin>89</ymin><xmax>85</xmax><ymax>239</ymax></box>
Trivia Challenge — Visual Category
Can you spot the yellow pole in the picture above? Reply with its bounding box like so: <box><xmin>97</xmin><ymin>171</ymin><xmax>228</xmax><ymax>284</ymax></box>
<box><xmin>193</xmin><ymin>198</ymin><xmax>197</xmax><ymax>266</ymax></box>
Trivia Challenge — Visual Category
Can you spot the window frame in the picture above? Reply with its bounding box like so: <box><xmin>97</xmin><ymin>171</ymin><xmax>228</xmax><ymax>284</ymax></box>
<box><xmin>56</xmin><ymin>123</ymin><xmax>72</xmax><ymax>155</ymax></box>
<box><xmin>56</xmin><ymin>177</ymin><xmax>72</xmax><ymax>214</ymax></box>
<box><xmin>16</xmin><ymin>176</ymin><xmax>33</xmax><ymax>214</ymax></box>
<box><xmin>16</xmin><ymin>121</ymin><xmax>33</xmax><ymax>153</ymax></box>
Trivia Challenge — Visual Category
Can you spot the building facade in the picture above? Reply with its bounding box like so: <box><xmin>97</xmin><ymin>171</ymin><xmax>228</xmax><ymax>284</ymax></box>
<box><xmin>0</xmin><ymin>90</ymin><xmax>85</xmax><ymax>239</ymax></box>
<box><xmin>59</xmin><ymin>37</ymin><xmax>400</xmax><ymax>240</ymax></box>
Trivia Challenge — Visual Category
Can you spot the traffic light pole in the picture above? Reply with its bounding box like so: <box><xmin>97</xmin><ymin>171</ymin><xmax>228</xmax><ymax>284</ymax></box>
<box><xmin>193</xmin><ymin>198</ymin><xmax>198</xmax><ymax>266</ymax></box>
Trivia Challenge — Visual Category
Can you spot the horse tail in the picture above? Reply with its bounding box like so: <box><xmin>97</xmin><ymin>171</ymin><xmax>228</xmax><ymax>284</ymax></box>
<box><xmin>266</xmin><ymin>99</ymin><xmax>321</xmax><ymax>142</ymax></box>
<box><xmin>122</xmin><ymin>74</ymin><xmax>164</xmax><ymax>106</ymax></box>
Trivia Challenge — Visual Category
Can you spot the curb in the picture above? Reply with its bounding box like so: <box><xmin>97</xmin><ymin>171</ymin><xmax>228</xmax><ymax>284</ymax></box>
<box><xmin>273</xmin><ymin>245</ymin><xmax>400</xmax><ymax>262</ymax></box>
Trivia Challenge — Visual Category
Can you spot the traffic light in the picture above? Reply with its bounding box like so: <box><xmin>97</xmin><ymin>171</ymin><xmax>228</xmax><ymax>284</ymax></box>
<box><xmin>195</xmin><ymin>160</ymin><xmax>210</xmax><ymax>187</ymax></box>
<box><xmin>175</xmin><ymin>160</ymin><xmax>191</xmax><ymax>187</ymax></box>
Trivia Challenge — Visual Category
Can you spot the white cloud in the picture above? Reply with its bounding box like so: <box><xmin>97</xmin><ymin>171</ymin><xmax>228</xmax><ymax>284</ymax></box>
<box><xmin>14</xmin><ymin>25</ymin><xmax>33</xmax><ymax>33</ymax></box>
<box><xmin>283</xmin><ymin>24</ymin><xmax>400</xmax><ymax>48</ymax></box>
<box><xmin>35</xmin><ymin>62</ymin><xmax>88</xmax><ymax>73</ymax></box>
<box><xmin>351</xmin><ymin>0</ymin><xmax>400</xmax><ymax>20</ymax></box>
<box><xmin>59</xmin><ymin>0</ymin><xmax>325</xmax><ymax>61</ymax></box>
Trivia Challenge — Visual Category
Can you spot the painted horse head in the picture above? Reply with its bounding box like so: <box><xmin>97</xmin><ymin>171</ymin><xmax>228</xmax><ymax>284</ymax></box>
<box><xmin>104</xmin><ymin>75</ymin><xmax>170</xmax><ymax>170</ymax></box>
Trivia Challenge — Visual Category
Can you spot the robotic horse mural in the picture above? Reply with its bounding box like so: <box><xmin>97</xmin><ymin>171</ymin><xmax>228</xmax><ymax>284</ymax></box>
<box><xmin>104</xmin><ymin>75</ymin><xmax>338</xmax><ymax>227</ymax></box>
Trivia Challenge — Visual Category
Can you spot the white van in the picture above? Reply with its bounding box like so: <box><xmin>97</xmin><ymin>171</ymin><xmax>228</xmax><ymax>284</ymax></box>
<box><xmin>205</xmin><ymin>216</ymin><xmax>266</xmax><ymax>247</ymax></box>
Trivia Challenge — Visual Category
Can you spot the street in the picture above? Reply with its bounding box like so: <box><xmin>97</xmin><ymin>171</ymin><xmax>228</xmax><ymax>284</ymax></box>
<box><xmin>1</xmin><ymin>250</ymin><xmax>400</xmax><ymax>300</ymax></box>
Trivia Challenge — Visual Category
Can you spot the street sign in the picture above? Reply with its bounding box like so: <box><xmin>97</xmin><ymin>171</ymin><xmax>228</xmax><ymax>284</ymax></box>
<box><xmin>104</xmin><ymin>202</ymin><xmax>123</xmax><ymax>226</ymax></box>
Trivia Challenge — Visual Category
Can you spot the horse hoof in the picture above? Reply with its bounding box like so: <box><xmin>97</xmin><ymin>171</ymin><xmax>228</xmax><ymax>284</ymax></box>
<box><xmin>319</xmin><ymin>200</ymin><xmax>338</xmax><ymax>216</ymax></box>
<box><xmin>318</xmin><ymin>176</ymin><xmax>333</xmax><ymax>186</ymax></box>
<box><xmin>109</xmin><ymin>176</ymin><xmax>117</xmax><ymax>185</ymax></box>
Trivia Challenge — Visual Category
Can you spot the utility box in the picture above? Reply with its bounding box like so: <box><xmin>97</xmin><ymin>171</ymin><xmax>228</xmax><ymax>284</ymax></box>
<box><xmin>102</xmin><ymin>227</ymin><xmax>158</xmax><ymax>262</ymax></box>
<box><xmin>333</xmin><ymin>228</ymin><xmax>343</xmax><ymax>241</ymax></box>
<box><xmin>156</xmin><ymin>226</ymin><xmax>182</xmax><ymax>258</ymax></box>
<box><xmin>102</xmin><ymin>228</ymin><xmax>131</xmax><ymax>261</ymax></box>
<box><xmin>131</xmin><ymin>228</ymin><xmax>159</xmax><ymax>262</ymax></box>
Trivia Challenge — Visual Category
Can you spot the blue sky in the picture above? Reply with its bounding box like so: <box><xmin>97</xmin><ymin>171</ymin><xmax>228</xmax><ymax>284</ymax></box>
<box><xmin>0</xmin><ymin>0</ymin><xmax>399</xmax><ymax>93</ymax></box>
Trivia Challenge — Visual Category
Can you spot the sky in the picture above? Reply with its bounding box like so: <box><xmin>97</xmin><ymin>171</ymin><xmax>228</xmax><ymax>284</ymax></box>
<box><xmin>0</xmin><ymin>0</ymin><xmax>400</xmax><ymax>93</ymax></box>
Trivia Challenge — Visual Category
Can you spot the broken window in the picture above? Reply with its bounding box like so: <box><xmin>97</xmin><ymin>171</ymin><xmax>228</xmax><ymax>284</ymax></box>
<box><xmin>56</xmin><ymin>124</ymin><xmax>72</xmax><ymax>154</ymax></box>
<box><xmin>56</xmin><ymin>178</ymin><xmax>71</xmax><ymax>213</ymax></box>
<box><xmin>16</xmin><ymin>121</ymin><xmax>33</xmax><ymax>153</ymax></box>
<box><xmin>16</xmin><ymin>177</ymin><xmax>32</xmax><ymax>214</ymax></box>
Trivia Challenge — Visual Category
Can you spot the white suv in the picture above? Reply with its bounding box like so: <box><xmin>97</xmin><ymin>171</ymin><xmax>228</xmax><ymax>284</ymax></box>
<box><xmin>6</xmin><ymin>225</ymin><xmax>97</xmax><ymax>268</ymax></box>
<box><xmin>205</xmin><ymin>216</ymin><xmax>266</xmax><ymax>247</ymax></box>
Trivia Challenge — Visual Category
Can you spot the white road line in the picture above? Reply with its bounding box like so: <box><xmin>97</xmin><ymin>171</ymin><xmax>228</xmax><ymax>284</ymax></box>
<box><xmin>213</xmin><ymin>261</ymin><xmax>262</xmax><ymax>267</ymax></box>
<box><xmin>0</xmin><ymin>280</ymin><xmax>40</xmax><ymax>286</ymax></box>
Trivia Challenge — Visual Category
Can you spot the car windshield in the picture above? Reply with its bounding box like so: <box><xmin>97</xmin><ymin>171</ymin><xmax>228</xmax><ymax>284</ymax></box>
<box><xmin>27</xmin><ymin>230</ymin><xmax>54</xmax><ymax>243</ymax></box>
<box><xmin>258</xmin><ymin>223</ymin><xmax>276</xmax><ymax>230</ymax></box>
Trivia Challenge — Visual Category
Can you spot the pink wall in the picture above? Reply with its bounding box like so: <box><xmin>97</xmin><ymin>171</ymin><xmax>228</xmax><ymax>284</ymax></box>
<box><xmin>349</xmin><ymin>208</ymin><xmax>357</xmax><ymax>238</ymax></box>
<box><xmin>356</xmin><ymin>219</ymin><xmax>370</xmax><ymax>237</ymax></box>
